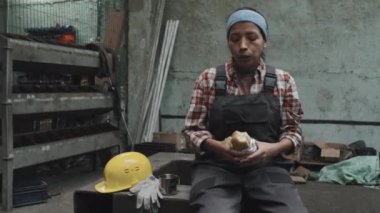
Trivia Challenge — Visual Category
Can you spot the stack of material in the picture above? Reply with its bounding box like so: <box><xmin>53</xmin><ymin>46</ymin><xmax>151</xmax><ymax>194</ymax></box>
<box><xmin>142</xmin><ymin>20</ymin><xmax>179</xmax><ymax>142</ymax></box>
<box><xmin>285</xmin><ymin>140</ymin><xmax>378</xmax><ymax>185</ymax></box>
<box><xmin>25</xmin><ymin>25</ymin><xmax>76</xmax><ymax>44</ymax></box>
<box><xmin>134</xmin><ymin>0</ymin><xmax>180</xmax><ymax>147</ymax></box>
<box><xmin>133</xmin><ymin>0</ymin><xmax>165</xmax><ymax>148</ymax></box>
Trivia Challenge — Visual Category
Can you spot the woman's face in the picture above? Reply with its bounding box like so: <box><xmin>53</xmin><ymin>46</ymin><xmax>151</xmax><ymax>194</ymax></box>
<box><xmin>228</xmin><ymin>22</ymin><xmax>266</xmax><ymax>73</ymax></box>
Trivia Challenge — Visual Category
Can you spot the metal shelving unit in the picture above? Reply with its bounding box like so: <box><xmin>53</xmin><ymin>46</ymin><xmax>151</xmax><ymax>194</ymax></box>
<box><xmin>0</xmin><ymin>34</ymin><xmax>122</xmax><ymax>210</ymax></box>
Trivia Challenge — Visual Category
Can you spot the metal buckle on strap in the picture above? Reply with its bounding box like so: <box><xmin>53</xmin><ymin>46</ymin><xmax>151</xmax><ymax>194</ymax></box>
<box><xmin>215</xmin><ymin>77</ymin><xmax>226</xmax><ymax>90</ymax></box>
<box><xmin>215</xmin><ymin>65</ymin><xmax>227</xmax><ymax>96</ymax></box>
<box><xmin>215</xmin><ymin>78</ymin><xmax>226</xmax><ymax>96</ymax></box>
<box><xmin>264</xmin><ymin>68</ymin><xmax>277</xmax><ymax>92</ymax></box>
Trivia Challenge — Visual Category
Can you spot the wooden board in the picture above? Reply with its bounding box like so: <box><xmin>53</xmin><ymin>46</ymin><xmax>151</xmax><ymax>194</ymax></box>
<box><xmin>104</xmin><ymin>10</ymin><xmax>126</xmax><ymax>50</ymax></box>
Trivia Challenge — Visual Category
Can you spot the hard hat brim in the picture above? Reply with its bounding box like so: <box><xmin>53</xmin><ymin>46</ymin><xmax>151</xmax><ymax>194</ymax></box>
<box><xmin>94</xmin><ymin>180</ymin><xmax>131</xmax><ymax>193</ymax></box>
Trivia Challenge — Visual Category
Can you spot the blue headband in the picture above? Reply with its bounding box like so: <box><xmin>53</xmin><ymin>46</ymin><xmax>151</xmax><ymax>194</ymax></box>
<box><xmin>227</xmin><ymin>9</ymin><xmax>268</xmax><ymax>40</ymax></box>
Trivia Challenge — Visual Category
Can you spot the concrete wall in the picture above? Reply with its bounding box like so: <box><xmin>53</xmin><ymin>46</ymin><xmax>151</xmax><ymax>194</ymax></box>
<box><xmin>128</xmin><ymin>0</ymin><xmax>380</xmax><ymax>150</ymax></box>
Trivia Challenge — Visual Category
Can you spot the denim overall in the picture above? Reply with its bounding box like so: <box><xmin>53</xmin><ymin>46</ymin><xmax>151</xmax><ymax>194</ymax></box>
<box><xmin>190</xmin><ymin>65</ymin><xmax>308</xmax><ymax>213</ymax></box>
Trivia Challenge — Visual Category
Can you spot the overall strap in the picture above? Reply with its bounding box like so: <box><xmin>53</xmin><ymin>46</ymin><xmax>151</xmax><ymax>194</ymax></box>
<box><xmin>215</xmin><ymin>64</ymin><xmax>277</xmax><ymax>95</ymax></box>
<box><xmin>215</xmin><ymin>65</ymin><xmax>227</xmax><ymax>96</ymax></box>
<box><xmin>263</xmin><ymin>65</ymin><xmax>277</xmax><ymax>93</ymax></box>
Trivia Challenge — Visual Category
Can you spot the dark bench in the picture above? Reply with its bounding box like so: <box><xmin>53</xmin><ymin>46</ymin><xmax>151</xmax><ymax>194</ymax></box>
<box><xmin>74</xmin><ymin>152</ymin><xmax>380</xmax><ymax>213</ymax></box>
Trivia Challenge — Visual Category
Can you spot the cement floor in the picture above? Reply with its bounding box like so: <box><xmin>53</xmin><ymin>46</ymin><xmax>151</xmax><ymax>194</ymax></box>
<box><xmin>4</xmin><ymin>158</ymin><xmax>104</xmax><ymax>213</ymax></box>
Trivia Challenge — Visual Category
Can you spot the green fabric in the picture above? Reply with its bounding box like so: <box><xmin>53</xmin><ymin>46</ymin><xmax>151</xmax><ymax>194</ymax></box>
<box><xmin>318</xmin><ymin>156</ymin><xmax>380</xmax><ymax>185</ymax></box>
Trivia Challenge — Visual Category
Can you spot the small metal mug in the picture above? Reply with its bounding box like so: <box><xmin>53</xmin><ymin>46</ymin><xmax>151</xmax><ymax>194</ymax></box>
<box><xmin>159</xmin><ymin>174</ymin><xmax>180</xmax><ymax>195</ymax></box>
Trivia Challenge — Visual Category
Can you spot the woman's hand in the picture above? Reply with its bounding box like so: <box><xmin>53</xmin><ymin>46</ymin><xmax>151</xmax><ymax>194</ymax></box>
<box><xmin>238</xmin><ymin>141</ymin><xmax>276</xmax><ymax>167</ymax></box>
<box><xmin>202</xmin><ymin>138</ymin><xmax>248</xmax><ymax>164</ymax></box>
<box><xmin>239</xmin><ymin>139</ymin><xmax>294</xmax><ymax>167</ymax></box>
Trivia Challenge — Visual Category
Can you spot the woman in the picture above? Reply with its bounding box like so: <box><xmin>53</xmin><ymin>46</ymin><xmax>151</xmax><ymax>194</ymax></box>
<box><xmin>183</xmin><ymin>7</ymin><xmax>308</xmax><ymax>213</ymax></box>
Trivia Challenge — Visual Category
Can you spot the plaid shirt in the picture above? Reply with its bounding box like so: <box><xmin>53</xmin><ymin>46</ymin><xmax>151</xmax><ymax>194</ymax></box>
<box><xmin>182</xmin><ymin>58</ymin><xmax>304</xmax><ymax>153</ymax></box>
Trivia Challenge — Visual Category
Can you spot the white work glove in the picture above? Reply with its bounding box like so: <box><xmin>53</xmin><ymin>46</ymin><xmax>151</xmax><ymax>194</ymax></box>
<box><xmin>129</xmin><ymin>175</ymin><xmax>163</xmax><ymax>210</ymax></box>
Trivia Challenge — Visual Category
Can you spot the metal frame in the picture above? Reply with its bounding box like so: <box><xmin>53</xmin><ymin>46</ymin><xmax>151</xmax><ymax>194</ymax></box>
<box><xmin>0</xmin><ymin>35</ymin><xmax>121</xmax><ymax>210</ymax></box>
<box><xmin>11</xmin><ymin>131</ymin><xmax>120</xmax><ymax>169</ymax></box>
<box><xmin>12</xmin><ymin>93</ymin><xmax>113</xmax><ymax>114</ymax></box>
<box><xmin>0</xmin><ymin>30</ymin><xmax>14</xmax><ymax>211</ymax></box>
<box><xmin>9</xmin><ymin>38</ymin><xmax>101</xmax><ymax>67</ymax></box>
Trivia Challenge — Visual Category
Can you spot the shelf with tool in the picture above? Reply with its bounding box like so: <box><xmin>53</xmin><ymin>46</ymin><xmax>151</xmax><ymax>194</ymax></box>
<box><xmin>0</xmin><ymin>34</ymin><xmax>122</xmax><ymax>210</ymax></box>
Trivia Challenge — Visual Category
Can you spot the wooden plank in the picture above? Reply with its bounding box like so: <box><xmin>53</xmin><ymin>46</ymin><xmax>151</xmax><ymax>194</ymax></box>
<box><xmin>104</xmin><ymin>10</ymin><xmax>126</xmax><ymax>50</ymax></box>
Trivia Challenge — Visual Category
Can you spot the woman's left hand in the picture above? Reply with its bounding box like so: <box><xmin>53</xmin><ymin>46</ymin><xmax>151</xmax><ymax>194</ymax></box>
<box><xmin>238</xmin><ymin>141</ymin><xmax>277</xmax><ymax>167</ymax></box>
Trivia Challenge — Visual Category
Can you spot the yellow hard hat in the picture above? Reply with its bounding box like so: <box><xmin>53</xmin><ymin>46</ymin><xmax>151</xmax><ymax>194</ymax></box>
<box><xmin>95</xmin><ymin>152</ymin><xmax>152</xmax><ymax>193</ymax></box>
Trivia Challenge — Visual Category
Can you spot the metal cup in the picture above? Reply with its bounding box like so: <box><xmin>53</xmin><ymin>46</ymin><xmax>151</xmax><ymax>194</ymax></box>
<box><xmin>159</xmin><ymin>174</ymin><xmax>180</xmax><ymax>195</ymax></box>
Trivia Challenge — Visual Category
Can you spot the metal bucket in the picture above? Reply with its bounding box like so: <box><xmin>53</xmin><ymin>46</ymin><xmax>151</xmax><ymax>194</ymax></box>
<box><xmin>159</xmin><ymin>174</ymin><xmax>180</xmax><ymax>195</ymax></box>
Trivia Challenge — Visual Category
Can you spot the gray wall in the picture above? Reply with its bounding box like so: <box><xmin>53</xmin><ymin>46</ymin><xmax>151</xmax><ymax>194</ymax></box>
<box><xmin>128</xmin><ymin>0</ymin><xmax>380</xmax><ymax>150</ymax></box>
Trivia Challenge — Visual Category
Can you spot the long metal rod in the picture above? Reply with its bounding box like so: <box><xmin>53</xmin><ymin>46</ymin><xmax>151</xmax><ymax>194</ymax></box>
<box><xmin>143</xmin><ymin>20</ymin><xmax>172</xmax><ymax>141</ymax></box>
<box><xmin>121</xmin><ymin>110</ymin><xmax>135</xmax><ymax>150</ymax></box>
<box><xmin>158</xmin><ymin>113</ymin><xmax>380</xmax><ymax>127</ymax></box>
<box><xmin>136</xmin><ymin>0</ymin><xmax>165</xmax><ymax>143</ymax></box>
<box><xmin>144</xmin><ymin>20</ymin><xmax>179</xmax><ymax>141</ymax></box>
<box><xmin>1</xmin><ymin>38</ymin><xmax>15</xmax><ymax>211</ymax></box>
<box><xmin>155</xmin><ymin>21</ymin><xmax>179</xmax><ymax>125</ymax></box>
<box><xmin>148</xmin><ymin>21</ymin><xmax>179</xmax><ymax>140</ymax></box>
<box><xmin>148</xmin><ymin>20</ymin><xmax>176</xmax><ymax>139</ymax></box>
<box><xmin>135</xmin><ymin>0</ymin><xmax>166</xmax><ymax>145</ymax></box>
<box><xmin>5</xmin><ymin>0</ymin><xmax>9</xmax><ymax>33</ymax></box>
<box><xmin>145</xmin><ymin>20</ymin><xmax>172</xmax><ymax>141</ymax></box>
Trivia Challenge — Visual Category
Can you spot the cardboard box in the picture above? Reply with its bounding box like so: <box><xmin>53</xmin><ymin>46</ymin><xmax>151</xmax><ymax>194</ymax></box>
<box><xmin>290</xmin><ymin>165</ymin><xmax>311</xmax><ymax>180</ymax></box>
<box><xmin>291</xmin><ymin>176</ymin><xmax>307</xmax><ymax>184</ymax></box>
<box><xmin>283</xmin><ymin>141</ymin><xmax>352</xmax><ymax>165</ymax></box>
<box><xmin>153</xmin><ymin>132</ymin><xmax>182</xmax><ymax>151</ymax></box>
<box><xmin>314</xmin><ymin>141</ymin><xmax>352</xmax><ymax>162</ymax></box>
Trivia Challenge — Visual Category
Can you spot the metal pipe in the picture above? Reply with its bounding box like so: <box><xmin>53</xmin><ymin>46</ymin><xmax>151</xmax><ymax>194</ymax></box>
<box><xmin>145</xmin><ymin>20</ymin><xmax>172</xmax><ymax>140</ymax></box>
<box><xmin>144</xmin><ymin>20</ymin><xmax>179</xmax><ymax>141</ymax></box>
<box><xmin>136</xmin><ymin>0</ymin><xmax>164</xmax><ymax>142</ymax></box>
<box><xmin>4</xmin><ymin>0</ymin><xmax>9</xmax><ymax>33</ymax></box>
<box><xmin>149</xmin><ymin>20</ymin><xmax>178</xmax><ymax>140</ymax></box>
<box><xmin>1</xmin><ymin>34</ymin><xmax>15</xmax><ymax>211</ymax></box>
<box><xmin>144</xmin><ymin>20</ymin><xmax>172</xmax><ymax>141</ymax></box>
<box><xmin>149</xmin><ymin>21</ymin><xmax>176</xmax><ymax>138</ymax></box>
<box><xmin>96</xmin><ymin>0</ymin><xmax>102</xmax><ymax>41</ymax></box>
<box><xmin>135</xmin><ymin>0</ymin><xmax>165</xmax><ymax>144</ymax></box>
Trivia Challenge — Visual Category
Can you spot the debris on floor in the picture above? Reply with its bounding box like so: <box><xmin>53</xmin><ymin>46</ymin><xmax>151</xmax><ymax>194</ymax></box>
<box><xmin>318</xmin><ymin>156</ymin><xmax>380</xmax><ymax>185</ymax></box>
<box><xmin>285</xmin><ymin>139</ymin><xmax>378</xmax><ymax>185</ymax></box>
